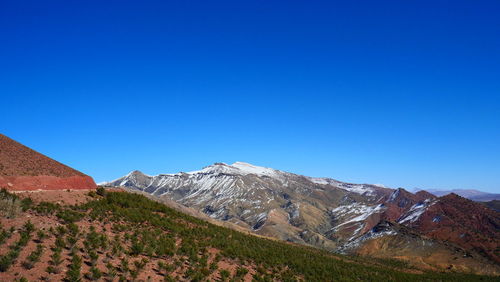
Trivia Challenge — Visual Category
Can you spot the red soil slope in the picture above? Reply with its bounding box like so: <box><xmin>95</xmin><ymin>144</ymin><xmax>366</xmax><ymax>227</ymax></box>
<box><xmin>382</xmin><ymin>188</ymin><xmax>436</xmax><ymax>221</ymax></box>
<box><xmin>407</xmin><ymin>193</ymin><xmax>500</xmax><ymax>264</ymax></box>
<box><xmin>0</xmin><ymin>134</ymin><xmax>96</xmax><ymax>191</ymax></box>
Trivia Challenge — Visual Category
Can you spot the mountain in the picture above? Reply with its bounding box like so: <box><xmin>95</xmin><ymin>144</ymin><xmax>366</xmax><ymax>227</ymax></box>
<box><xmin>402</xmin><ymin>193</ymin><xmax>500</xmax><ymax>263</ymax></box>
<box><xmin>2</xmin><ymin>189</ymin><xmax>496</xmax><ymax>281</ymax></box>
<box><xmin>104</xmin><ymin>162</ymin><xmax>393</xmax><ymax>249</ymax></box>
<box><xmin>0</xmin><ymin>134</ymin><xmax>96</xmax><ymax>191</ymax></box>
<box><xmin>103</xmin><ymin>162</ymin><xmax>500</xmax><ymax>273</ymax></box>
<box><xmin>417</xmin><ymin>188</ymin><xmax>500</xmax><ymax>202</ymax></box>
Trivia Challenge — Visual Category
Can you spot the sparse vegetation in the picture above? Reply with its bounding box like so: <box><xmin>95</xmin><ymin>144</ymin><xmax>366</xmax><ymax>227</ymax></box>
<box><xmin>0</xmin><ymin>189</ymin><xmax>498</xmax><ymax>281</ymax></box>
<box><xmin>0</xmin><ymin>221</ymin><xmax>34</xmax><ymax>272</ymax></box>
<box><xmin>22</xmin><ymin>244</ymin><xmax>44</xmax><ymax>269</ymax></box>
<box><xmin>0</xmin><ymin>188</ymin><xmax>26</xmax><ymax>218</ymax></box>
<box><xmin>65</xmin><ymin>253</ymin><xmax>82</xmax><ymax>282</ymax></box>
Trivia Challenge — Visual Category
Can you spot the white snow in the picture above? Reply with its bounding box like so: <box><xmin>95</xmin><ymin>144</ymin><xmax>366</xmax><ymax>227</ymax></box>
<box><xmin>230</xmin><ymin>162</ymin><xmax>279</xmax><ymax>177</ymax></box>
<box><xmin>252</xmin><ymin>212</ymin><xmax>268</xmax><ymax>231</ymax></box>
<box><xmin>330</xmin><ymin>203</ymin><xmax>387</xmax><ymax>240</ymax></box>
<box><xmin>255</xmin><ymin>212</ymin><xmax>267</xmax><ymax>222</ymax></box>
<box><xmin>309</xmin><ymin>177</ymin><xmax>376</xmax><ymax>196</ymax></box>
<box><xmin>388</xmin><ymin>189</ymin><xmax>400</xmax><ymax>202</ymax></box>
<box><xmin>337</xmin><ymin>183</ymin><xmax>374</xmax><ymax>195</ymax></box>
<box><xmin>183</xmin><ymin>162</ymin><xmax>280</xmax><ymax>178</ymax></box>
<box><xmin>332</xmin><ymin>203</ymin><xmax>386</xmax><ymax>228</ymax></box>
<box><xmin>398</xmin><ymin>199</ymin><xmax>434</xmax><ymax>224</ymax></box>
<box><xmin>290</xmin><ymin>204</ymin><xmax>300</xmax><ymax>219</ymax></box>
<box><xmin>339</xmin><ymin>228</ymin><xmax>397</xmax><ymax>253</ymax></box>
<box><xmin>309</xmin><ymin>177</ymin><xmax>330</xmax><ymax>185</ymax></box>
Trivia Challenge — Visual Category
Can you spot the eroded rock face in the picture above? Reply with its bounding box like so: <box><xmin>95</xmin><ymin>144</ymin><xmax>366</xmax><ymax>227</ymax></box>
<box><xmin>0</xmin><ymin>175</ymin><xmax>96</xmax><ymax>191</ymax></box>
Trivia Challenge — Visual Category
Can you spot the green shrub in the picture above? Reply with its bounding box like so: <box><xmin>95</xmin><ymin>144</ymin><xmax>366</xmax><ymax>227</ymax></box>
<box><xmin>0</xmin><ymin>227</ymin><xmax>12</xmax><ymax>245</ymax></box>
<box><xmin>96</xmin><ymin>187</ymin><xmax>107</xmax><ymax>196</ymax></box>
<box><xmin>220</xmin><ymin>269</ymin><xmax>230</xmax><ymax>280</ymax></box>
<box><xmin>22</xmin><ymin>244</ymin><xmax>44</xmax><ymax>269</ymax></box>
<box><xmin>33</xmin><ymin>201</ymin><xmax>61</xmax><ymax>215</ymax></box>
<box><xmin>56</xmin><ymin>209</ymin><xmax>84</xmax><ymax>223</ymax></box>
<box><xmin>65</xmin><ymin>254</ymin><xmax>82</xmax><ymax>282</ymax></box>
<box><xmin>85</xmin><ymin>266</ymin><xmax>102</xmax><ymax>281</ymax></box>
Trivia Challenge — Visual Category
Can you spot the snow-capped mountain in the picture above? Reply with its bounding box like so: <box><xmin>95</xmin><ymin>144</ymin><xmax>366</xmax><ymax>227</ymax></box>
<box><xmin>104</xmin><ymin>162</ymin><xmax>395</xmax><ymax>246</ymax></box>
<box><xmin>103</xmin><ymin>162</ymin><xmax>500</xmax><ymax>267</ymax></box>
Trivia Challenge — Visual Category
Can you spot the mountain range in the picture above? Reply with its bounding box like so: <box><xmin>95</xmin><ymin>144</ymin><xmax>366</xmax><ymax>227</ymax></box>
<box><xmin>413</xmin><ymin>188</ymin><xmax>500</xmax><ymax>202</ymax></box>
<box><xmin>1</xmin><ymin>134</ymin><xmax>499</xmax><ymax>279</ymax></box>
<box><xmin>103</xmin><ymin>162</ymin><xmax>500</xmax><ymax>274</ymax></box>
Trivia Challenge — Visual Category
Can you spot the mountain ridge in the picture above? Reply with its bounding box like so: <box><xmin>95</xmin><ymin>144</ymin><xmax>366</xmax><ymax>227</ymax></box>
<box><xmin>103</xmin><ymin>162</ymin><xmax>500</xmax><ymax>273</ymax></box>
<box><xmin>413</xmin><ymin>188</ymin><xmax>500</xmax><ymax>202</ymax></box>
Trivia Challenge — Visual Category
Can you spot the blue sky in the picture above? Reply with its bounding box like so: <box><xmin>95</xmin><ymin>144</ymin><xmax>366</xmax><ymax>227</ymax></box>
<box><xmin>1</xmin><ymin>1</ymin><xmax>499</xmax><ymax>192</ymax></box>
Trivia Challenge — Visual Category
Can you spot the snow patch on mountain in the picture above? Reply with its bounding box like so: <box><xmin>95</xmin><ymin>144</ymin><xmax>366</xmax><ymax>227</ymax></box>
<box><xmin>309</xmin><ymin>177</ymin><xmax>377</xmax><ymax>196</ymax></box>
<box><xmin>398</xmin><ymin>199</ymin><xmax>435</xmax><ymax>224</ymax></box>
<box><xmin>185</xmin><ymin>162</ymin><xmax>279</xmax><ymax>178</ymax></box>
<box><xmin>388</xmin><ymin>189</ymin><xmax>400</xmax><ymax>202</ymax></box>
<box><xmin>339</xmin><ymin>225</ymin><xmax>397</xmax><ymax>253</ymax></box>
<box><xmin>332</xmin><ymin>203</ymin><xmax>386</xmax><ymax>228</ymax></box>
<box><xmin>231</xmin><ymin>162</ymin><xmax>279</xmax><ymax>177</ymax></box>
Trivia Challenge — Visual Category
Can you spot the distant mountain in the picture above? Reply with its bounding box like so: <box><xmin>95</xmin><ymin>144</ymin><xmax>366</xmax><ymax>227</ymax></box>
<box><xmin>0</xmin><ymin>133</ymin><xmax>96</xmax><ymax>191</ymax></box>
<box><xmin>414</xmin><ymin>188</ymin><xmax>500</xmax><ymax>202</ymax></box>
<box><xmin>103</xmin><ymin>162</ymin><xmax>500</xmax><ymax>272</ymax></box>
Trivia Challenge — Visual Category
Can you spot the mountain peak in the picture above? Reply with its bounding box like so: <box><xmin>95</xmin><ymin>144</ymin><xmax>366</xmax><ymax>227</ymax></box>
<box><xmin>415</xmin><ymin>190</ymin><xmax>436</xmax><ymax>200</ymax></box>
<box><xmin>128</xmin><ymin>170</ymin><xmax>146</xmax><ymax>176</ymax></box>
<box><xmin>230</xmin><ymin>161</ymin><xmax>278</xmax><ymax>177</ymax></box>
<box><xmin>231</xmin><ymin>161</ymin><xmax>253</xmax><ymax>166</ymax></box>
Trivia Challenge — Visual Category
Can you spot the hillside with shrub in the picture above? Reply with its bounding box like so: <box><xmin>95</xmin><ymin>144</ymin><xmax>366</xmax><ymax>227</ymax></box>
<box><xmin>0</xmin><ymin>188</ymin><xmax>498</xmax><ymax>281</ymax></box>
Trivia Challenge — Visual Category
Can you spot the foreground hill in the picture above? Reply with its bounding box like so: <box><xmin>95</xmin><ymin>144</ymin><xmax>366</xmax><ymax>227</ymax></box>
<box><xmin>0</xmin><ymin>188</ymin><xmax>497</xmax><ymax>281</ymax></box>
<box><xmin>103</xmin><ymin>162</ymin><xmax>500</xmax><ymax>274</ymax></box>
<box><xmin>0</xmin><ymin>134</ymin><xmax>96</xmax><ymax>191</ymax></box>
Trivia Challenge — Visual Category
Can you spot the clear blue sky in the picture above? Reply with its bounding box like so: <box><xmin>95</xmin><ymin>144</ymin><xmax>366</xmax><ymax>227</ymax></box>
<box><xmin>1</xmin><ymin>1</ymin><xmax>499</xmax><ymax>192</ymax></box>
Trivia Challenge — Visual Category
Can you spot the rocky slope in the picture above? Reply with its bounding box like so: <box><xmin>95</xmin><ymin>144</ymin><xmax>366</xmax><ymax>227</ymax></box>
<box><xmin>103</xmin><ymin>162</ymin><xmax>500</xmax><ymax>273</ymax></box>
<box><xmin>340</xmin><ymin>221</ymin><xmax>500</xmax><ymax>274</ymax></box>
<box><xmin>104</xmin><ymin>162</ymin><xmax>394</xmax><ymax>248</ymax></box>
<box><xmin>0</xmin><ymin>134</ymin><xmax>96</xmax><ymax>191</ymax></box>
<box><xmin>402</xmin><ymin>193</ymin><xmax>500</xmax><ymax>263</ymax></box>
<box><xmin>2</xmin><ymin>189</ymin><xmax>495</xmax><ymax>281</ymax></box>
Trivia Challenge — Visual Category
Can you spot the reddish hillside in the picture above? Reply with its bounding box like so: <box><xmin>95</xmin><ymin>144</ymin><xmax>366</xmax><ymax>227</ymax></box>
<box><xmin>406</xmin><ymin>193</ymin><xmax>500</xmax><ymax>263</ymax></box>
<box><xmin>0</xmin><ymin>134</ymin><xmax>96</xmax><ymax>191</ymax></box>
<box><xmin>382</xmin><ymin>188</ymin><xmax>436</xmax><ymax>221</ymax></box>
